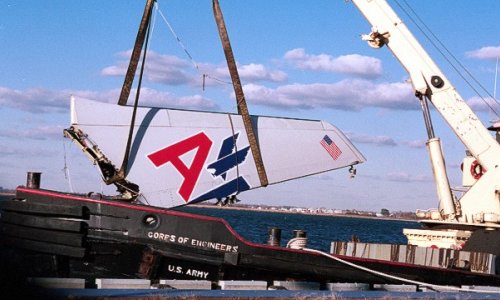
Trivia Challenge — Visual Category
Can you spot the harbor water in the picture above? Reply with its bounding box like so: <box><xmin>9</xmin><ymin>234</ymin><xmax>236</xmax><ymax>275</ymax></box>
<box><xmin>177</xmin><ymin>205</ymin><xmax>421</xmax><ymax>250</ymax></box>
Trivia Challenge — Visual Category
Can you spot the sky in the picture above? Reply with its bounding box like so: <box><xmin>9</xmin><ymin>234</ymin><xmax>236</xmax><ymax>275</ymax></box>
<box><xmin>1</xmin><ymin>0</ymin><xmax>499</xmax><ymax>212</ymax></box>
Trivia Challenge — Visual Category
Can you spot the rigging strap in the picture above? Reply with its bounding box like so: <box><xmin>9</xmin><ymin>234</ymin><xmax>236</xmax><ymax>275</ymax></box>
<box><xmin>212</xmin><ymin>0</ymin><xmax>269</xmax><ymax>187</ymax></box>
<box><xmin>109</xmin><ymin>0</ymin><xmax>155</xmax><ymax>185</ymax></box>
<box><xmin>118</xmin><ymin>0</ymin><xmax>155</xmax><ymax>106</ymax></box>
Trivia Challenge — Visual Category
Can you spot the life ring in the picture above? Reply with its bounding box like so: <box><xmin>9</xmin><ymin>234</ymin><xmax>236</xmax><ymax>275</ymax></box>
<box><xmin>470</xmin><ymin>160</ymin><xmax>485</xmax><ymax>180</ymax></box>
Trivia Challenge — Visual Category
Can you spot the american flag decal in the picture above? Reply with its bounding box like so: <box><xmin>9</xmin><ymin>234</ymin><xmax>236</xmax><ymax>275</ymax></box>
<box><xmin>320</xmin><ymin>135</ymin><xmax>342</xmax><ymax>160</ymax></box>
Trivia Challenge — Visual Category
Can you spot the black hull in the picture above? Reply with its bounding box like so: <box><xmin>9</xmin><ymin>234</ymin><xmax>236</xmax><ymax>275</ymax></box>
<box><xmin>1</xmin><ymin>187</ymin><xmax>499</xmax><ymax>289</ymax></box>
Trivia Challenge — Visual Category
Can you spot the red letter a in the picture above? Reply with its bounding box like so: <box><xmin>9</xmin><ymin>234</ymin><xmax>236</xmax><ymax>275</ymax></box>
<box><xmin>147</xmin><ymin>132</ymin><xmax>212</xmax><ymax>202</ymax></box>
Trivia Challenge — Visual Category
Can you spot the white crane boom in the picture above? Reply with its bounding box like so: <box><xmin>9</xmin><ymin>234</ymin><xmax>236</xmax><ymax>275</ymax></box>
<box><xmin>352</xmin><ymin>0</ymin><xmax>500</xmax><ymax>228</ymax></box>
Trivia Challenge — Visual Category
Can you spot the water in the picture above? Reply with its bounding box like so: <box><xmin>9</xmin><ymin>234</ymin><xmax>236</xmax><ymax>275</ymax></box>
<box><xmin>0</xmin><ymin>194</ymin><xmax>420</xmax><ymax>252</ymax></box>
<box><xmin>0</xmin><ymin>195</ymin><xmax>13</xmax><ymax>202</ymax></box>
<box><xmin>178</xmin><ymin>206</ymin><xmax>421</xmax><ymax>251</ymax></box>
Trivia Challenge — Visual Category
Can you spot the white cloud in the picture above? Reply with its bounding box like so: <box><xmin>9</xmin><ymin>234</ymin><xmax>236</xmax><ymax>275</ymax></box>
<box><xmin>284</xmin><ymin>48</ymin><xmax>383</xmax><ymax>78</ymax></box>
<box><xmin>0</xmin><ymin>86</ymin><xmax>71</xmax><ymax>113</ymax></box>
<box><xmin>346</xmin><ymin>132</ymin><xmax>397</xmax><ymax>147</ymax></box>
<box><xmin>360</xmin><ymin>171</ymin><xmax>433</xmax><ymax>183</ymax></box>
<box><xmin>0</xmin><ymin>126</ymin><xmax>64</xmax><ymax>140</ymax></box>
<box><xmin>0</xmin><ymin>144</ymin><xmax>55</xmax><ymax>157</ymax></box>
<box><xmin>466</xmin><ymin>46</ymin><xmax>500</xmax><ymax>60</ymax></box>
<box><xmin>102</xmin><ymin>50</ymin><xmax>287</xmax><ymax>86</ymax></box>
<box><xmin>0</xmin><ymin>86</ymin><xmax>219</xmax><ymax>113</ymax></box>
<box><xmin>237</xmin><ymin>63</ymin><xmax>287</xmax><ymax>82</ymax></box>
<box><xmin>402</xmin><ymin>139</ymin><xmax>427</xmax><ymax>149</ymax></box>
<box><xmin>101</xmin><ymin>50</ymin><xmax>194</xmax><ymax>85</ymax></box>
<box><xmin>133</xmin><ymin>87</ymin><xmax>219</xmax><ymax>110</ymax></box>
<box><xmin>243</xmin><ymin>79</ymin><xmax>416</xmax><ymax>111</ymax></box>
<box><xmin>0</xmin><ymin>146</ymin><xmax>18</xmax><ymax>156</ymax></box>
<box><xmin>466</xmin><ymin>96</ymin><xmax>500</xmax><ymax>112</ymax></box>
<box><xmin>386</xmin><ymin>171</ymin><xmax>432</xmax><ymax>183</ymax></box>
<box><xmin>211</xmin><ymin>63</ymin><xmax>287</xmax><ymax>84</ymax></box>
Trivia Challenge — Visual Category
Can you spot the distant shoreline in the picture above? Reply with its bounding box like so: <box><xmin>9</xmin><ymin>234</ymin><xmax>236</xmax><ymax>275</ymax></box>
<box><xmin>0</xmin><ymin>191</ymin><xmax>416</xmax><ymax>222</ymax></box>
<box><xmin>192</xmin><ymin>203</ymin><xmax>417</xmax><ymax>222</ymax></box>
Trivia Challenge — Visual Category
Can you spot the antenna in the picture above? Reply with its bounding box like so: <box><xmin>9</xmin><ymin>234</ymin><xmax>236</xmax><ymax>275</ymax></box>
<box><xmin>494</xmin><ymin>56</ymin><xmax>498</xmax><ymax>101</ymax></box>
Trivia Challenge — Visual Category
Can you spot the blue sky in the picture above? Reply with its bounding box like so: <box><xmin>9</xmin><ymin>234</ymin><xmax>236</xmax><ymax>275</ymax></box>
<box><xmin>1</xmin><ymin>1</ymin><xmax>499</xmax><ymax>212</ymax></box>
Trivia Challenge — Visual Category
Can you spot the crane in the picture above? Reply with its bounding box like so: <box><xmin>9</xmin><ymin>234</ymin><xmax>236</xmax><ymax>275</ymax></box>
<box><xmin>352</xmin><ymin>0</ymin><xmax>500</xmax><ymax>251</ymax></box>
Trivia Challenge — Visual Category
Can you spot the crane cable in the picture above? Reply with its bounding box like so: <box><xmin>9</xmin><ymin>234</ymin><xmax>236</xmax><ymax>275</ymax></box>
<box><xmin>154</xmin><ymin>3</ymin><xmax>231</xmax><ymax>87</ymax></box>
<box><xmin>396</xmin><ymin>0</ymin><xmax>500</xmax><ymax>118</ymax></box>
